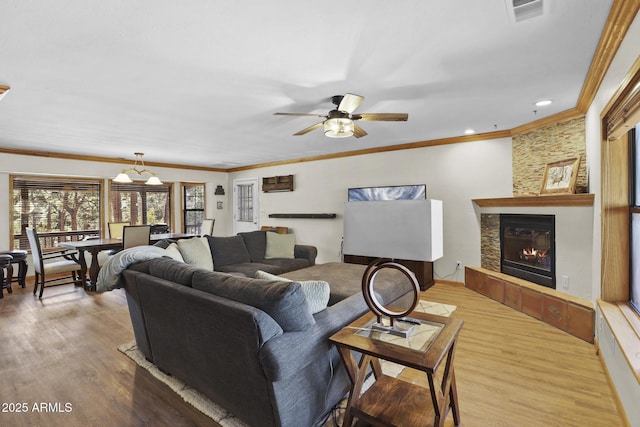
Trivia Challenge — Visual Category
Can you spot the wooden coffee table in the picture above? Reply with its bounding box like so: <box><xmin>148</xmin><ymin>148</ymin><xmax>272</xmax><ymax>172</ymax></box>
<box><xmin>329</xmin><ymin>310</ymin><xmax>463</xmax><ymax>427</ymax></box>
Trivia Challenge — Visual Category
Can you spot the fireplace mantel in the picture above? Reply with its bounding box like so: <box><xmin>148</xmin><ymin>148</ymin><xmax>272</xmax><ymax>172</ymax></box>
<box><xmin>472</xmin><ymin>193</ymin><xmax>594</xmax><ymax>208</ymax></box>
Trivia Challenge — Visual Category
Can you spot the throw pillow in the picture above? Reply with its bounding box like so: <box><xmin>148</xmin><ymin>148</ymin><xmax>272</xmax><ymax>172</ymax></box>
<box><xmin>177</xmin><ymin>237</ymin><xmax>213</xmax><ymax>270</ymax></box>
<box><xmin>255</xmin><ymin>270</ymin><xmax>330</xmax><ymax>314</ymax></box>
<box><xmin>207</xmin><ymin>235</ymin><xmax>251</xmax><ymax>267</ymax></box>
<box><xmin>264</xmin><ymin>232</ymin><xmax>295</xmax><ymax>259</ymax></box>
<box><xmin>164</xmin><ymin>242</ymin><xmax>185</xmax><ymax>262</ymax></box>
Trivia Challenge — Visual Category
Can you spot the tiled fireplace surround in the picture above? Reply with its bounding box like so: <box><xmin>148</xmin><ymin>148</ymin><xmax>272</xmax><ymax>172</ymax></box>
<box><xmin>465</xmin><ymin>117</ymin><xmax>595</xmax><ymax>342</ymax></box>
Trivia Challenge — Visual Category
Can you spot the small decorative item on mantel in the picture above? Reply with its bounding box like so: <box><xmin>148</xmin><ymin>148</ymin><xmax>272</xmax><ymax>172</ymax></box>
<box><xmin>539</xmin><ymin>156</ymin><xmax>581</xmax><ymax>195</ymax></box>
<box><xmin>262</xmin><ymin>175</ymin><xmax>294</xmax><ymax>192</ymax></box>
<box><xmin>214</xmin><ymin>185</ymin><xmax>225</xmax><ymax>195</ymax></box>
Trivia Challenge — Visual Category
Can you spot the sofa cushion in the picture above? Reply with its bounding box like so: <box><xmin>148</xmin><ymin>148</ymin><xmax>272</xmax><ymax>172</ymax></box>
<box><xmin>255</xmin><ymin>270</ymin><xmax>330</xmax><ymax>314</ymax></box>
<box><xmin>164</xmin><ymin>242</ymin><xmax>185</xmax><ymax>262</ymax></box>
<box><xmin>215</xmin><ymin>262</ymin><xmax>282</xmax><ymax>277</ymax></box>
<box><xmin>177</xmin><ymin>237</ymin><xmax>213</xmax><ymax>270</ymax></box>
<box><xmin>265</xmin><ymin>232</ymin><xmax>295</xmax><ymax>259</ymax></box>
<box><xmin>191</xmin><ymin>270</ymin><xmax>315</xmax><ymax>332</ymax></box>
<box><xmin>148</xmin><ymin>258</ymin><xmax>202</xmax><ymax>287</ymax></box>
<box><xmin>238</xmin><ymin>230</ymin><xmax>267</xmax><ymax>262</ymax></box>
<box><xmin>208</xmin><ymin>235</ymin><xmax>251</xmax><ymax>267</ymax></box>
<box><xmin>260</xmin><ymin>258</ymin><xmax>310</xmax><ymax>274</ymax></box>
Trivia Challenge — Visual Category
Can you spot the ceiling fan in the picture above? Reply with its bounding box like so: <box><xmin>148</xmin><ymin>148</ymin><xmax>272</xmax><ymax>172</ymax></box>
<box><xmin>274</xmin><ymin>93</ymin><xmax>408</xmax><ymax>138</ymax></box>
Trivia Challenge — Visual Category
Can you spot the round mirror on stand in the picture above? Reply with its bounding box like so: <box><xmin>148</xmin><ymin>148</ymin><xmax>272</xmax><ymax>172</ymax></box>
<box><xmin>361</xmin><ymin>258</ymin><xmax>420</xmax><ymax>337</ymax></box>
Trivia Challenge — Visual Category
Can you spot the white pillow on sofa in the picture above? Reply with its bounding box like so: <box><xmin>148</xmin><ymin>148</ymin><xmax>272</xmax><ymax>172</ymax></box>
<box><xmin>165</xmin><ymin>242</ymin><xmax>185</xmax><ymax>262</ymax></box>
<box><xmin>255</xmin><ymin>270</ymin><xmax>330</xmax><ymax>314</ymax></box>
<box><xmin>177</xmin><ymin>237</ymin><xmax>213</xmax><ymax>270</ymax></box>
<box><xmin>265</xmin><ymin>232</ymin><xmax>295</xmax><ymax>259</ymax></box>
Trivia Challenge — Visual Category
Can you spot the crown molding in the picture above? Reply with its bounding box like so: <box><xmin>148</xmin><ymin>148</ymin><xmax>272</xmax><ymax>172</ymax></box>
<box><xmin>576</xmin><ymin>0</ymin><xmax>640</xmax><ymax>113</ymax></box>
<box><xmin>0</xmin><ymin>147</ymin><xmax>228</xmax><ymax>173</ymax></box>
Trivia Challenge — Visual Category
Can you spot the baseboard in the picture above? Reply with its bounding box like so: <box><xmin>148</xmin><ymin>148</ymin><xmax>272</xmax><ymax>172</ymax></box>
<box><xmin>594</xmin><ymin>337</ymin><xmax>632</xmax><ymax>427</ymax></box>
<box><xmin>436</xmin><ymin>279</ymin><xmax>464</xmax><ymax>287</ymax></box>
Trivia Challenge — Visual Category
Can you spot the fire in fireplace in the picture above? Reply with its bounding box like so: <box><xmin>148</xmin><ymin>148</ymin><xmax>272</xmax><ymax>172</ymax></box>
<box><xmin>500</xmin><ymin>214</ymin><xmax>555</xmax><ymax>288</ymax></box>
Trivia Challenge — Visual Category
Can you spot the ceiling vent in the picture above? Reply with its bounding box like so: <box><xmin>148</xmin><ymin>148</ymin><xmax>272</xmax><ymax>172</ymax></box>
<box><xmin>506</xmin><ymin>0</ymin><xmax>544</xmax><ymax>23</ymax></box>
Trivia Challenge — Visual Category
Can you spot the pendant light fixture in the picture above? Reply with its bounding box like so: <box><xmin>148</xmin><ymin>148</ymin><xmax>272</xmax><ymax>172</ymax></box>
<box><xmin>113</xmin><ymin>152</ymin><xmax>163</xmax><ymax>185</ymax></box>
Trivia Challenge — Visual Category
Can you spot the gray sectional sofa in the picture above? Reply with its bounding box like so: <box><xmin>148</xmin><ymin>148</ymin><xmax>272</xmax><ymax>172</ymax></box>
<box><xmin>119</xmin><ymin>255</ymin><xmax>414</xmax><ymax>427</ymax></box>
<box><xmin>208</xmin><ymin>230</ymin><xmax>317</xmax><ymax>276</ymax></box>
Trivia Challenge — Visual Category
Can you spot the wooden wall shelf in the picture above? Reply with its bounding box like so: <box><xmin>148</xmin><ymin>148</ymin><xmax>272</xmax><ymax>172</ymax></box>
<box><xmin>262</xmin><ymin>175</ymin><xmax>294</xmax><ymax>192</ymax></box>
<box><xmin>472</xmin><ymin>193</ymin><xmax>594</xmax><ymax>208</ymax></box>
<box><xmin>268</xmin><ymin>213</ymin><xmax>336</xmax><ymax>219</ymax></box>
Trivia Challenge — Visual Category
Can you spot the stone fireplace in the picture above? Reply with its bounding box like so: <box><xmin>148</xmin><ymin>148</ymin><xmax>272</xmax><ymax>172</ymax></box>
<box><xmin>500</xmin><ymin>214</ymin><xmax>555</xmax><ymax>289</ymax></box>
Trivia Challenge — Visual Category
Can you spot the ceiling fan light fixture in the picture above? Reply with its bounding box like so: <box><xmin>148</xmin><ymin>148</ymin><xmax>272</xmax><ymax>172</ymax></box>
<box><xmin>324</xmin><ymin>118</ymin><xmax>354</xmax><ymax>138</ymax></box>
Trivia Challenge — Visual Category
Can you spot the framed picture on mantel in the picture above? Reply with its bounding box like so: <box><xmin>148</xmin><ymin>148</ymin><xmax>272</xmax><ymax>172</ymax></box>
<box><xmin>539</xmin><ymin>156</ymin><xmax>581</xmax><ymax>195</ymax></box>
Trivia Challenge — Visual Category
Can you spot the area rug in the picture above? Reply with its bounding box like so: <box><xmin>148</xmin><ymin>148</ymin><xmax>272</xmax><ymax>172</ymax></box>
<box><xmin>118</xmin><ymin>300</ymin><xmax>456</xmax><ymax>426</ymax></box>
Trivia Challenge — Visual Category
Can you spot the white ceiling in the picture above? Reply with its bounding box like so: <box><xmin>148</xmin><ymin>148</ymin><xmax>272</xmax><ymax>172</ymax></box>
<box><xmin>0</xmin><ymin>0</ymin><xmax>613</xmax><ymax>169</ymax></box>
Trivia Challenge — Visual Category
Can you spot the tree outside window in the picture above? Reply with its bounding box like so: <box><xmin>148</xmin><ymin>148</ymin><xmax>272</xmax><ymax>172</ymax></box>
<box><xmin>11</xmin><ymin>176</ymin><xmax>101</xmax><ymax>250</ymax></box>
<box><xmin>182</xmin><ymin>183</ymin><xmax>205</xmax><ymax>234</ymax></box>
<box><xmin>109</xmin><ymin>182</ymin><xmax>172</xmax><ymax>231</ymax></box>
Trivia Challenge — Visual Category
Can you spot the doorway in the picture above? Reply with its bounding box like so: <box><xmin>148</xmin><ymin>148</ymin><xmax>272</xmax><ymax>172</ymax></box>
<box><xmin>233</xmin><ymin>178</ymin><xmax>259</xmax><ymax>235</ymax></box>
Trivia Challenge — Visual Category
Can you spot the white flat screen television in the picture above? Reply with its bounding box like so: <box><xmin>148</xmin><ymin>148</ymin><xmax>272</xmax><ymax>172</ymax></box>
<box><xmin>343</xmin><ymin>199</ymin><xmax>443</xmax><ymax>262</ymax></box>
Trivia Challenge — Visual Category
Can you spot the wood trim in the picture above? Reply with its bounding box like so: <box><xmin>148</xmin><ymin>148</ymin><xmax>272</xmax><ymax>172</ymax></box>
<box><xmin>0</xmin><ymin>147</ymin><xmax>228</xmax><ymax>172</ymax></box>
<box><xmin>601</xmin><ymin>132</ymin><xmax>630</xmax><ymax>302</ymax></box>
<box><xmin>601</xmin><ymin>53</ymin><xmax>640</xmax><ymax>122</ymax></box>
<box><xmin>436</xmin><ymin>279</ymin><xmax>465</xmax><ymax>287</ymax></box>
<box><xmin>472</xmin><ymin>193</ymin><xmax>594</xmax><ymax>208</ymax></box>
<box><xmin>227</xmin><ymin>130</ymin><xmax>512</xmax><ymax>172</ymax></box>
<box><xmin>594</xmin><ymin>336</ymin><xmax>634</xmax><ymax>427</ymax></box>
<box><xmin>576</xmin><ymin>0</ymin><xmax>640</xmax><ymax>113</ymax></box>
<box><xmin>0</xmin><ymin>85</ymin><xmax>9</xmax><ymax>95</ymax></box>
<box><xmin>597</xmin><ymin>300</ymin><xmax>640</xmax><ymax>384</ymax></box>
<box><xmin>510</xmin><ymin>108</ymin><xmax>584</xmax><ymax>136</ymax></box>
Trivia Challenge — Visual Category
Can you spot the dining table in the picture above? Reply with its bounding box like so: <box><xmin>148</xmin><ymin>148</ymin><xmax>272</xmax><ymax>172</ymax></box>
<box><xmin>59</xmin><ymin>232</ymin><xmax>196</xmax><ymax>290</ymax></box>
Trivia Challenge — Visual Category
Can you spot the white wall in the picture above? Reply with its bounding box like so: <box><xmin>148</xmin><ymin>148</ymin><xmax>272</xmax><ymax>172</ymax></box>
<box><xmin>585</xmin><ymin>10</ymin><xmax>640</xmax><ymax>427</ymax></box>
<box><xmin>229</xmin><ymin>137</ymin><xmax>514</xmax><ymax>280</ymax></box>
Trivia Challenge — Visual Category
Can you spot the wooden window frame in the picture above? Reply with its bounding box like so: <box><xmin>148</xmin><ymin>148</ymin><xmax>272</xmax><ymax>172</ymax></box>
<box><xmin>181</xmin><ymin>182</ymin><xmax>206</xmax><ymax>234</ymax></box>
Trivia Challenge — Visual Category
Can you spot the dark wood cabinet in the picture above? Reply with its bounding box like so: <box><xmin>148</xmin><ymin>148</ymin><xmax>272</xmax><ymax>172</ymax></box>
<box><xmin>343</xmin><ymin>254</ymin><xmax>434</xmax><ymax>291</ymax></box>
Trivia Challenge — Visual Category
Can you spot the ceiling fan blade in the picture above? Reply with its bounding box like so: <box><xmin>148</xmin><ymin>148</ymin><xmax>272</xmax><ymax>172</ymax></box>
<box><xmin>274</xmin><ymin>112</ymin><xmax>326</xmax><ymax>117</ymax></box>
<box><xmin>338</xmin><ymin>93</ymin><xmax>364</xmax><ymax>114</ymax></box>
<box><xmin>353</xmin><ymin>124</ymin><xmax>368</xmax><ymax>138</ymax></box>
<box><xmin>293</xmin><ymin>122</ymin><xmax>324</xmax><ymax>136</ymax></box>
<box><xmin>353</xmin><ymin>113</ymin><xmax>409</xmax><ymax>121</ymax></box>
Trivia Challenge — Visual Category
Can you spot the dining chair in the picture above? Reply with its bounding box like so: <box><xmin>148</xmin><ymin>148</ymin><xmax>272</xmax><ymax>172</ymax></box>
<box><xmin>108</xmin><ymin>222</ymin><xmax>130</xmax><ymax>239</ymax></box>
<box><xmin>200</xmin><ymin>218</ymin><xmax>215</xmax><ymax>236</ymax></box>
<box><xmin>122</xmin><ymin>225</ymin><xmax>151</xmax><ymax>249</ymax></box>
<box><xmin>26</xmin><ymin>227</ymin><xmax>83</xmax><ymax>298</ymax></box>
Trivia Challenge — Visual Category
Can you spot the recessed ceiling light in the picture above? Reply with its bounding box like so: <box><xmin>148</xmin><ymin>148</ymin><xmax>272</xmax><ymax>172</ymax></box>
<box><xmin>535</xmin><ymin>100</ymin><xmax>552</xmax><ymax>107</ymax></box>
<box><xmin>464</xmin><ymin>129</ymin><xmax>475</xmax><ymax>135</ymax></box>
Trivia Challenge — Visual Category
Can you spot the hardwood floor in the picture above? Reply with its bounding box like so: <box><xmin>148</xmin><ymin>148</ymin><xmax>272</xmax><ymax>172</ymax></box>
<box><xmin>0</xmin><ymin>281</ymin><xmax>625</xmax><ymax>427</ymax></box>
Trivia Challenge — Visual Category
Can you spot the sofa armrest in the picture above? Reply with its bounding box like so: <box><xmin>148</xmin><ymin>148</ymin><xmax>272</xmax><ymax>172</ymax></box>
<box><xmin>294</xmin><ymin>244</ymin><xmax>317</xmax><ymax>266</ymax></box>
<box><xmin>259</xmin><ymin>293</ymin><xmax>368</xmax><ymax>381</ymax></box>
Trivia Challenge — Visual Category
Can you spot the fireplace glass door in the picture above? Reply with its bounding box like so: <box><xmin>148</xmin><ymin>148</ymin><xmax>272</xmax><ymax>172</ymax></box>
<box><xmin>500</xmin><ymin>214</ymin><xmax>555</xmax><ymax>288</ymax></box>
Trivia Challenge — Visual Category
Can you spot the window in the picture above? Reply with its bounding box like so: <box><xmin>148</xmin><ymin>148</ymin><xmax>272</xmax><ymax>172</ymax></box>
<box><xmin>182</xmin><ymin>183</ymin><xmax>205</xmax><ymax>234</ymax></box>
<box><xmin>109</xmin><ymin>181</ymin><xmax>172</xmax><ymax>231</ymax></box>
<box><xmin>11</xmin><ymin>176</ymin><xmax>102</xmax><ymax>250</ymax></box>
<box><xmin>631</xmin><ymin>125</ymin><xmax>640</xmax><ymax>314</ymax></box>
<box><xmin>237</xmin><ymin>183</ymin><xmax>254</xmax><ymax>222</ymax></box>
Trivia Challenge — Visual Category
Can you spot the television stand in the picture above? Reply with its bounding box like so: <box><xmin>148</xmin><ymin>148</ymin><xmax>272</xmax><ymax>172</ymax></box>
<box><xmin>343</xmin><ymin>254</ymin><xmax>434</xmax><ymax>291</ymax></box>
